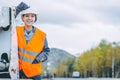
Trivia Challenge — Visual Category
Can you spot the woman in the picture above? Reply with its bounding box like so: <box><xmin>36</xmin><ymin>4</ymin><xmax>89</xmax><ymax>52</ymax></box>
<box><xmin>16</xmin><ymin>7</ymin><xmax>50</xmax><ymax>80</ymax></box>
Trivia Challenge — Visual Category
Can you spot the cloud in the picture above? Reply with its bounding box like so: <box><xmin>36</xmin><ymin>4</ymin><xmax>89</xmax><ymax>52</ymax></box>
<box><xmin>1</xmin><ymin>0</ymin><xmax>120</xmax><ymax>56</ymax></box>
<box><xmin>32</xmin><ymin>0</ymin><xmax>120</xmax><ymax>27</ymax></box>
<box><xmin>37</xmin><ymin>22</ymin><xmax>120</xmax><ymax>55</ymax></box>
<box><xmin>2</xmin><ymin>0</ymin><xmax>120</xmax><ymax>25</ymax></box>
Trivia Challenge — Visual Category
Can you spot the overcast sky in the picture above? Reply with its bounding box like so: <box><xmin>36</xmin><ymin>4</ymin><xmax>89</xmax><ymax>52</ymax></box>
<box><xmin>1</xmin><ymin>0</ymin><xmax>120</xmax><ymax>56</ymax></box>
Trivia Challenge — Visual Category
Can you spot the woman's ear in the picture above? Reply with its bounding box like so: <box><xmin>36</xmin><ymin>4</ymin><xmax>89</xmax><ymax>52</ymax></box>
<box><xmin>21</xmin><ymin>15</ymin><xmax>24</xmax><ymax>22</ymax></box>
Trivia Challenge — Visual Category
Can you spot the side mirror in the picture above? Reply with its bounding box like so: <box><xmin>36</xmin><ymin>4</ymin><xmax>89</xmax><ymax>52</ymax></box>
<box><xmin>0</xmin><ymin>7</ymin><xmax>11</xmax><ymax>31</ymax></box>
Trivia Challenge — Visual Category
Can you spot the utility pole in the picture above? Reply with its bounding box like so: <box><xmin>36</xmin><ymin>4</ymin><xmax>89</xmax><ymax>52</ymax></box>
<box><xmin>112</xmin><ymin>56</ymin><xmax>114</xmax><ymax>78</ymax></box>
<box><xmin>112</xmin><ymin>42</ymin><xmax>116</xmax><ymax>78</ymax></box>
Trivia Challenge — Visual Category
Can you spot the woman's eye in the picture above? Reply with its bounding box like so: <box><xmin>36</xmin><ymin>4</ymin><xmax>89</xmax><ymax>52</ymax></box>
<box><xmin>31</xmin><ymin>15</ymin><xmax>35</xmax><ymax>17</ymax></box>
<box><xmin>25</xmin><ymin>15</ymin><xmax>29</xmax><ymax>17</ymax></box>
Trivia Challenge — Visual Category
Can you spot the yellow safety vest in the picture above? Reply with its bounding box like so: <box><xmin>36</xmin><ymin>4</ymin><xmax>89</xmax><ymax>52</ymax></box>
<box><xmin>16</xmin><ymin>26</ymin><xmax>46</xmax><ymax>77</ymax></box>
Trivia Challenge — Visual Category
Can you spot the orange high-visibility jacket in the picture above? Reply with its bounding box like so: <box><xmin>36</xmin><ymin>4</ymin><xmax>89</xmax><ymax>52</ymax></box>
<box><xmin>16</xmin><ymin>26</ymin><xmax>46</xmax><ymax>77</ymax></box>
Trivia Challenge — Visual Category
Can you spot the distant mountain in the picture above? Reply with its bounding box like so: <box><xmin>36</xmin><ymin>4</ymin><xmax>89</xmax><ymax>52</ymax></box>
<box><xmin>43</xmin><ymin>48</ymin><xmax>76</xmax><ymax>70</ymax></box>
<box><xmin>49</xmin><ymin>48</ymin><xmax>75</xmax><ymax>60</ymax></box>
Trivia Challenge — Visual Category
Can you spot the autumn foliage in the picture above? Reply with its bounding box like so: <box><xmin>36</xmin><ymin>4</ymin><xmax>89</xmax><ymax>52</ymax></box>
<box><xmin>74</xmin><ymin>40</ymin><xmax>120</xmax><ymax>78</ymax></box>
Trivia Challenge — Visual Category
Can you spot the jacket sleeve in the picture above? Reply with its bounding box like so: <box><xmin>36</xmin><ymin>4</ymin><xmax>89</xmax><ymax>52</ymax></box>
<box><xmin>32</xmin><ymin>37</ymin><xmax>50</xmax><ymax>63</ymax></box>
<box><xmin>42</xmin><ymin>37</ymin><xmax>50</xmax><ymax>54</ymax></box>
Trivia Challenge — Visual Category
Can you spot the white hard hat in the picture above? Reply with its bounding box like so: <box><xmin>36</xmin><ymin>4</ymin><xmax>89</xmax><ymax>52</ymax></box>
<box><xmin>21</xmin><ymin>7</ymin><xmax>38</xmax><ymax>15</ymax></box>
<box><xmin>21</xmin><ymin>7</ymin><xmax>38</xmax><ymax>22</ymax></box>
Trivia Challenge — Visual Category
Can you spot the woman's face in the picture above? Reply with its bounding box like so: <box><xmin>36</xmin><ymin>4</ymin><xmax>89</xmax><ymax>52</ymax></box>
<box><xmin>22</xmin><ymin>13</ymin><xmax>36</xmax><ymax>27</ymax></box>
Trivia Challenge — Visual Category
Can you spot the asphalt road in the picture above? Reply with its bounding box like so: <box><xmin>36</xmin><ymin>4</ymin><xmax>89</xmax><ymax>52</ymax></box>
<box><xmin>43</xmin><ymin>78</ymin><xmax>120</xmax><ymax>80</ymax></box>
<box><xmin>0</xmin><ymin>78</ymin><xmax>120</xmax><ymax>80</ymax></box>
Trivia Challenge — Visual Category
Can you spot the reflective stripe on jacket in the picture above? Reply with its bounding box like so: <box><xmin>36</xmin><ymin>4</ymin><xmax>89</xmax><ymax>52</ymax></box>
<box><xmin>16</xmin><ymin>26</ymin><xmax>46</xmax><ymax>77</ymax></box>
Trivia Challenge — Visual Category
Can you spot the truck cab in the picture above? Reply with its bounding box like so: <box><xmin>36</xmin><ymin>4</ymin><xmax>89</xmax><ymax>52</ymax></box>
<box><xmin>0</xmin><ymin>7</ymin><xmax>19</xmax><ymax>79</ymax></box>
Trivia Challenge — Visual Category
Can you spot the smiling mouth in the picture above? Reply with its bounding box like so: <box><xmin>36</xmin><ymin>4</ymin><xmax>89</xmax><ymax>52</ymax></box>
<box><xmin>27</xmin><ymin>21</ymin><xmax>33</xmax><ymax>23</ymax></box>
